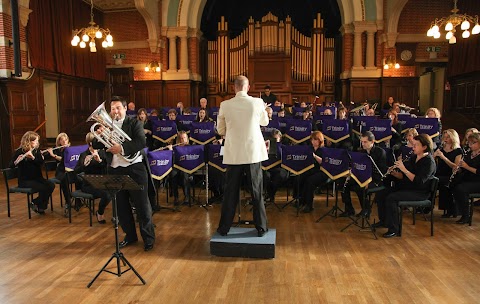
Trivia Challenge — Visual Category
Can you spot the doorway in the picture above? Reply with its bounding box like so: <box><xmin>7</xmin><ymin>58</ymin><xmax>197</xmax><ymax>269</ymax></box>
<box><xmin>43</xmin><ymin>79</ymin><xmax>59</xmax><ymax>142</ymax></box>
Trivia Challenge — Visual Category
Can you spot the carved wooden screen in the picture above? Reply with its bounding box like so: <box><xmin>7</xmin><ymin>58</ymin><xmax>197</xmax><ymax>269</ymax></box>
<box><xmin>207</xmin><ymin>12</ymin><xmax>335</xmax><ymax>103</ymax></box>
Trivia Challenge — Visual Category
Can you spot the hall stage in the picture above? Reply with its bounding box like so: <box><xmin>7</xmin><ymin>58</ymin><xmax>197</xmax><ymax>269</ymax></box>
<box><xmin>0</xmin><ymin>185</ymin><xmax>479</xmax><ymax>303</ymax></box>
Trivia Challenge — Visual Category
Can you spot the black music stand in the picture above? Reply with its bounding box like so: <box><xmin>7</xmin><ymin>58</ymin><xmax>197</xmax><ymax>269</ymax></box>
<box><xmin>315</xmin><ymin>180</ymin><xmax>343</xmax><ymax>222</ymax></box>
<box><xmin>82</xmin><ymin>174</ymin><xmax>146</xmax><ymax>288</ymax></box>
<box><xmin>340</xmin><ymin>187</ymin><xmax>378</xmax><ymax>239</ymax></box>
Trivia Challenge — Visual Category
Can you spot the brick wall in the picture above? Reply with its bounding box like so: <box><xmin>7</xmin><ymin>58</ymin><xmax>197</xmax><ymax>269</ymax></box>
<box><xmin>343</xmin><ymin>33</ymin><xmax>353</xmax><ymax>71</ymax></box>
<box><xmin>0</xmin><ymin>12</ymin><xmax>28</xmax><ymax>72</ymax></box>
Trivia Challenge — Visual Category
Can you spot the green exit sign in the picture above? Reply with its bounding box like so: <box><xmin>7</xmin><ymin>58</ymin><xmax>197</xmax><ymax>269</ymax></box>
<box><xmin>112</xmin><ymin>53</ymin><xmax>126</xmax><ymax>59</ymax></box>
<box><xmin>426</xmin><ymin>46</ymin><xmax>441</xmax><ymax>52</ymax></box>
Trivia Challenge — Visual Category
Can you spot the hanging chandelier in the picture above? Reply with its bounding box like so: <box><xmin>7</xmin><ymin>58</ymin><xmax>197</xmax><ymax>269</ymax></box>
<box><xmin>426</xmin><ymin>0</ymin><xmax>480</xmax><ymax>44</ymax></box>
<box><xmin>71</xmin><ymin>0</ymin><xmax>113</xmax><ymax>52</ymax></box>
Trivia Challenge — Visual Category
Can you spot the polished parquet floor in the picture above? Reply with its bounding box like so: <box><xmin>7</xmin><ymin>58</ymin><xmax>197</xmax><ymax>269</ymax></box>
<box><xmin>1</xmin><ymin>178</ymin><xmax>480</xmax><ymax>304</ymax></box>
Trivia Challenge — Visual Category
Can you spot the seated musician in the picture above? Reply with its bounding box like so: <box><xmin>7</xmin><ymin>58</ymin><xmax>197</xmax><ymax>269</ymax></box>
<box><xmin>195</xmin><ymin>108</ymin><xmax>214</xmax><ymax>123</ymax></box>
<box><xmin>176</xmin><ymin>102</ymin><xmax>184</xmax><ymax>115</ymax></box>
<box><xmin>451</xmin><ymin>132</ymin><xmax>480</xmax><ymax>224</ymax></box>
<box><xmin>425</xmin><ymin>107</ymin><xmax>442</xmax><ymax>149</ymax></box>
<box><xmin>433</xmin><ymin>129</ymin><xmax>463</xmax><ymax>218</ymax></box>
<box><xmin>263</xmin><ymin>129</ymin><xmax>289</xmax><ymax>203</ymax></box>
<box><xmin>299</xmin><ymin>131</ymin><xmax>329</xmax><ymax>213</ymax></box>
<box><xmin>396</xmin><ymin>128</ymin><xmax>418</xmax><ymax>160</ymax></box>
<box><xmin>137</xmin><ymin>108</ymin><xmax>153</xmax><ymax>150</ymax></box>
<box><xmin>167</xmin><ymin>108</ymin><xmax>185</xmax><ymax>131</ymax></box>
<box><xmin>383</xmin><ymin>96</ymin><xmax>395</xmax><ymax>111</ymax></box>
<box><xmin>10</xmin><ymin>131</ymin><xmax>54</xmax><ymax>214</ymax></box>
<box><xmin>265</xmin><ymin>107</ymin><xmax>274</xmax><ymax>120</ymax></box>
<box><xmin>388</xmin><ymin>110</ymin><xmax>403</xmax><ymax>150</ymax></box>
<box><xmin>168</xmin><ymin>131</ymin><xmax>191</xmax><ymax>206</ymax></box>
<box><xmin>374</xmin><ymin>134</ymin><xmax>436</xmax><ymax>237</ymax></box>
<box><xmin>47</xmin><ymin>133</ymin><xmax>72</xmax><ymax>215</ymax></box>
<box><xmin>337</xmin><ymin>107</ymin><xmax>348</xmax><ymax>120</ymax></box>
<box><xmin>461</xmin><ymin>128</ymin><xmax>478</xmax><ymax>153</ymax></box>
<box><xmin>74</xmin><ymin>132</ymin><xmax>111</xmax><ymax>224</ymax></box>
<box><xmin>340</xmin><ymin>131</ymin><xmax>387</xmax><ymax>217</ymax></box>
<box><xmin>277</xmin><ymin>108</ymin><xmax>286</xmax><ymax>118</ymax></box>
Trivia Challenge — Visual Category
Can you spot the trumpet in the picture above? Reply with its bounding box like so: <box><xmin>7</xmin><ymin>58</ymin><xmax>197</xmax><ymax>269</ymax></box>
<box><xmin>87</xmin><ymin>102</ymin><xmax>140</xmax><ymax>162</ymax></box>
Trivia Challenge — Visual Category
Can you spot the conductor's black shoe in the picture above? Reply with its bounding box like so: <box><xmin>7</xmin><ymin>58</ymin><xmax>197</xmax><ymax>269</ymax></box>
<box><xmin>144</xmin><ymin>243</ymin><xmax>154</xmax><ymax>251</ymax></box>
<box><xmin>371</xmin><ymin>221</ymin><xmax>385</xmax><ymax>228</ymax></box>
<box><xmin>383</xmin><ymin>231</ymin><xmax>398</xmax><ymax>238</ymax></box>
<box><xmin>216</xmin><ymin>228</ymin><xmax>228</xmax><ymax>236</ymax></box>
<box><xmin>339</xmin><ymin>211</ymin><xmax>354</xmax><ymax>217</ymax></box>
<box><xmin>257</xmin><ymin>228</ymin><xmax>268</xmax><ymax>237</ymax></box>
<box><xmin>119</xmin><ymin>239</ymin><xmax>138</xmax><ymax>248</ymax></box>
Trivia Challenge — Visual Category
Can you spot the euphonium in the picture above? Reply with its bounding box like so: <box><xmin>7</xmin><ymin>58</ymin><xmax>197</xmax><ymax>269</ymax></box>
<box><xmin>87</xmin><ymin>102</ymin><xmax>140</xmax><ymax>162</ymax></box>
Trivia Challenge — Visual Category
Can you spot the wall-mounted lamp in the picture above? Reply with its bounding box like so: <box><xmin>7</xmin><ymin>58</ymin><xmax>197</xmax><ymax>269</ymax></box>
<box><xmin>383</xmin><ymin>56</ymin><xmax>400</xmax><ymax>70</ymax></box>
<box><xmin>145</xmin><ymin>61</ymin><xmax>161</xmax><ymax>72</ymax></box>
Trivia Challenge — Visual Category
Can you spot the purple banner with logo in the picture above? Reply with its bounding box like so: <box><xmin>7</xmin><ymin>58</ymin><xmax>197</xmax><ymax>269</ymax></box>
<box><xmin>174</xmin><ymin>145</ymin><xmax>205</xmax><ymax>174</ymax></box>
<box><xmin>188</xmin><ymin>107</ymin><xmax>200</xmax><ymax>117</ymax></box>
<box><xmin>320</xmin><ymin>147</ymin><xmax>349</xmax><ymax>180</ymax></box>
<box><xmin>151</xmin><ymin>119</ymin><xmax>178</xmax><ymax>143</ymax></box>
<box><xmin>352</xmin><ymin>116</ymin><xmax>377</xmax><ymax>135</ymax></box>
<box><xmin>292</xmin><ymin>107</ymin><xmax>306</xmax><ymax>119</ymax></box>
<box><xmin>284</xmin><ymin>119</ymin><xmax>312</xmax><ymax>144</ymax></box>
<box><xmin>209</xmin><ymin>107</ymin><xmax>219</xmax><ymax>120</ymax></box>
<box><xmin>262</xmin><ymin>144</ymin><xmax>282</xmax><ymax>170</ymax></box>
<box><xmin>277</xmin><ymin>117</ymin><xmax>288</xmax><ymax>133</ymax></box>
<box><xmin>349</xmin><ymin>151</ymin><xmax>372</xmax><ymax>188</ymax></box>
<box><xmin>315</xmin><ymin>106</ymin><xmax>337</xmax><ymax>118</ymax></box>
<box><xmin>190</xmin><ymin>121</ymin><xmax>216</xmax><ymax>144</ymax></box>
<box><xmin>281</xmin><ymin>145</ymin><xmax>314</xmax><ymax>175</ymax></box>
<box><xmin>271</xmin><ymin>106</ymin><xmax>282</xmax><ymax>117</ymax></box>
<box><xmin>322</xmin><ymin>119</ymin><xmax>350</xmax><ymax>143</ymax></box>
<box><xmin>397</xmin><ymin>113</ymin><xmax>411</xmax><ymax>133</ymax></box>
<box><xmin>147</xmin><ymin>150</ymin><xmax>173</xmax><ymax>180</ymax></box>
<box><xmin>365</xmin><ymin>119</ymin><xmax>392</xmax><ymax>143</ymax></box>
<box><xmin>177</xmin><ymin>115</ymin><xmax>196</xmax><ymax>132</ymax></box>
<box><xmin>64</xmin><ymin>145</ymin><xmax>89</xmax><ymax>172</ymax></box>
<box><xmin>261</xmin><ymin>119</ymin><xmax>281</xmax><ymax>138</ymax></box>
<box><xmin>407</xmin><ymin>117</ymin><xmax>439</xmax><ymax>138</ymax></box>
<box><xmin>208</xmin><ymin>144</ymin><xmax>227</xmax><ymax>173</ymax></box>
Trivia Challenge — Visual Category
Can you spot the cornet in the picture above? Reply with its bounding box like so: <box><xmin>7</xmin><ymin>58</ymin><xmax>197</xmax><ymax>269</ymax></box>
<box><xmin>87</xmin><ymin>102</ymin><xmax>140</xmax><ymax>162</ymax></box>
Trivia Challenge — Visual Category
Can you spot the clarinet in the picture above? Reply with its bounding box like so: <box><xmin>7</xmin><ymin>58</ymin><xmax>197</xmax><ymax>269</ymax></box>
<box><xmin>341</xmin><ymin>172</ymin><xmax>351</xmax><ymax>193</ymax></box>
<box><xmin>381</xmin><ymin>150</ymin><xmax>413</xmax><ymax>181</ymax></box>
<box><xmin>446</xmin><ymin>151</ymin><xmax>466</xmax><ymax>188</ymax></box>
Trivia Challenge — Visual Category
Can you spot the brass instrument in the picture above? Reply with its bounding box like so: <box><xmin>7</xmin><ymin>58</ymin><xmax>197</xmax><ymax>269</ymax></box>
<box><xmin>87</xmin><ymin>102</ymin><xmax>140</xmax><ymax>162</ymax></box>
<box><xmin>400</xmin><ymin>104</ymin><xmax>415</xmax><ymax>113</ymax></box>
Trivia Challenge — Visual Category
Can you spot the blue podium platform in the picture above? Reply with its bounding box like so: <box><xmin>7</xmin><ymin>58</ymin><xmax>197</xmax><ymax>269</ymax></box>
<box><xmin>210</xmin><ymin>227</ymin><xmax>276</xmax><ymax>259</ymax></box>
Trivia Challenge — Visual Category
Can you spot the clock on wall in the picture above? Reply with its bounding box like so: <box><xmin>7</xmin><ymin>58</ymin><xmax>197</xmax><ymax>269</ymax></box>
<box><xmin>400</xmin><ymin>50</ymin><xmax>413</xmax><ymax>61</ymax></box>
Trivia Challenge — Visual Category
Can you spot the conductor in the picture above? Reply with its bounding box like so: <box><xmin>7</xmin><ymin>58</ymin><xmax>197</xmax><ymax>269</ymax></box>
<box><xmin>216</xmin><ymin>76</ymin><xmax>269</xmax><ymax>237</ymax></box>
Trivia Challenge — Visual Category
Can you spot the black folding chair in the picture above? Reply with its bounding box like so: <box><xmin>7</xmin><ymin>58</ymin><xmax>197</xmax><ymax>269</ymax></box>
<box><xmin>64</xmin><ymin>172</ymin><xmax>96</xmax><ymax>226</ymax></box>
<box><xmin>2</xmin><ymin>168</ymin><xmax>39</xmax><ymax>219</ymax></box>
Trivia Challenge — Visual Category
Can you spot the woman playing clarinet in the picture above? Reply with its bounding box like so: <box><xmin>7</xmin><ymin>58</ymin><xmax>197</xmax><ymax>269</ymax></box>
<box><xmin>10</xmin><ymin>131</ymin><xmax>54</xmax><ymax>214</ymax></box>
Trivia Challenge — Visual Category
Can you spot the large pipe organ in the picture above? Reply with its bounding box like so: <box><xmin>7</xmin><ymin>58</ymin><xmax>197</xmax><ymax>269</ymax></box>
<box><xmin>207</xmin><ymin>12</ymin><xmax>335</xmax><ymax>105</ymax></box>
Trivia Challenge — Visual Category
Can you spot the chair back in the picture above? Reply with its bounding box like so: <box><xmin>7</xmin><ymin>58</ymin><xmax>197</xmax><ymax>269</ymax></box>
<box><xmin>44</xmin><ymin>160</ymin><xmax>58</xmax><ymax>179</ymax></box>
<box><xmin>428</xmin><ymin>176</ymin><xmax>439</xmax><ymax>203</ymax></box>
<box><xmin>2</xmin><ymin>167</ymin><xmax>18</xmax><ymax>181</ymax></box>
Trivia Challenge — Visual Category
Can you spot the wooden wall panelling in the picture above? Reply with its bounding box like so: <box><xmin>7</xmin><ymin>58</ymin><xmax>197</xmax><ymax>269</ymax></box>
<box><xmin>348</xmin><ymin>78</ymin><xmax>381</xmax><ymax>103</ymax></box>
<box><xmin>449</xmin><ymin>73</ymin><xmax>480</xmax><ymax>122</ymax></box>
<box><xmin>107</xmin><ymin>68</ymin><xmax>133</xmax><ymax>101</ymax></box>
<box><xmin>163</xmin><ymin>81</ymin><xmax>199</xmax><ymax>108</ymax></box>
<box><xmin>381</xmin><ymin>77</ymin><xmax>419</xmax><ymax>109</ymax></box>
<box><xmin>133</xmin><ymin>80</ymin><xmax>163</xmax><ymax>110</ymax></box>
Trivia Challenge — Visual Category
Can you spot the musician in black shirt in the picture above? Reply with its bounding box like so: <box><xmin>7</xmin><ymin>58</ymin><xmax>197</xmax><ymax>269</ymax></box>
<box><xmin>451</xmin><ymin>132</ymin><xmax>480</xmax><ymax>224</ymax></box>
<box><xmin>375</xmin><ymin>134</ymin><xmax>436</xmax><ymax>237</ymax></box>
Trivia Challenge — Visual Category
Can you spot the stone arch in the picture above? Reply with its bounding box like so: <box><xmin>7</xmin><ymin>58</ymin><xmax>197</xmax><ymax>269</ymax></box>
<box><xmin>134</xmin><ymin>0</ymin><xmax>160</xmax><ymax>52</ymax></box>
<box><xmin>387</xmin><ymin>0</ymin><xmax>409</xmax><ymax>35</ymax></box>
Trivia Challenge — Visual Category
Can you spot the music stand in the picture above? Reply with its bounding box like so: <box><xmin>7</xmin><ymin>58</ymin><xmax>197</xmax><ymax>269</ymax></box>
<box><xmin>82</xmin><ymin>174</ymin><xmax>146</xmax><ymax>288</ymax></box>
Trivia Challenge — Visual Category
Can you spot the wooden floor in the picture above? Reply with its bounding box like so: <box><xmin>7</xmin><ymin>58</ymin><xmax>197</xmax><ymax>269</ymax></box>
<box><xmin>1</xmin><ymin>180</ymin><xmax>480</xmax><ymax>304</ymax></box>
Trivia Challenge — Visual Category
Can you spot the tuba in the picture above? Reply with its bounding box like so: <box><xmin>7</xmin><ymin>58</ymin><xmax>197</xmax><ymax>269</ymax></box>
<box><xmin>87</xmin><ymin>102</ymin><xmax>140</xmax><ymax>162</ymax></box>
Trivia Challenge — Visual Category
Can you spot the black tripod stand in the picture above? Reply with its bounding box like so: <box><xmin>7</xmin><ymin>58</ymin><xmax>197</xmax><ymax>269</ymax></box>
<box><xmin>340</xmin><ymin>188</ymin><xmax>378</xmax><ymax>239</ymax></box>
<box><xmin>316</xmin><ymin>181</ymin><xmax>344</xmax><ymax>222</ymax></box>
<box><xmin>82</xmin><ymin>175</ymin><xmax>146</xmax><ymax>288</ymax></box>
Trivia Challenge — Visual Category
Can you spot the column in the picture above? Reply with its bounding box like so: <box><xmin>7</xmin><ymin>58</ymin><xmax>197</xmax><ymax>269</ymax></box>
<box><xmin>353</xmin><ymin>30</ymin><xmax>363</xmax><ymax>69</ymax></box>
<box><xmin>179</xmin><ymin>36</ymin><xmax>188</xmax><ymax>71</ymax></box>
<box><xmin>366</xmin><ymin>31</ymin><xmax>375</xmax><ymax>69</ymax></box>
<box><xmin>168</xmin><ymin>36</ymin><xmax>177</xmax><ymax>71</ymax></box>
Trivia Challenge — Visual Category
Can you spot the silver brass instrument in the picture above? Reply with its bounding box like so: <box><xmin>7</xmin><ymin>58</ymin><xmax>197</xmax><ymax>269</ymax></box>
<box><xmin>87</xmin><ymin>102</ymin><xmax>140</xmax><ymax>162</ymax></box>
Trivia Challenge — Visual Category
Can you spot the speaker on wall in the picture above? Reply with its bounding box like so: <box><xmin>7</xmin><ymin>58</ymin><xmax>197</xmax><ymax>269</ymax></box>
<box><xmin>10</xmin><ymin>0</ymin><xmax>22</xmax><ymax>77</ymax></box>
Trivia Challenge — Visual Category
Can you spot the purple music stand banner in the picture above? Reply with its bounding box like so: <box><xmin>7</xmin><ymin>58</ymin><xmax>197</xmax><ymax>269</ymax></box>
<box><xmin>209</xmin><ymin>107</ymin><xmax>219</xmax><ymax>120</ymax></box>
<box><xmin>408</xmin><ymin>117</ymin><xmax>440</xmax><ymax>138</ymax></box>
<box><xmin>64</xmin><ymin>145</ymin><xmax>89</xmax><ymax>172</ymax></box>
<box><xmin>320</xmin><ymin>147</ymin><xmax>349</xmax><ymax>180</ymax></box>
<box><xmin>365</xmin><ymin>119</ymin><xmax>392</xmax><ymax>143</ymax></box>
<box><xmin>190</xmin><ymin>121</ymin><xmax>216</xmax><ymax>144</ymax></box>
<box><xmin>177</xmin><ymin>115</ymin><xmax>196</xmax><ymax>133</ymax></box>
<box><xmin>174</xmin><ymin>145</ymin><xmax>205</xmax><ymax>174</ymax></box>
<box><xmin>261</xmin><ymin>119</ymin><xmax>281</xmax><ymax>138</ymax></box>
<box><xmin>208</xmin><ymin>144</ymin><xmax>227</xmax><ymax>173</ymax></box>
<box><xmin>397</xmin><ymin>114</ymin><xmax>411</xmax><ymax>133</ymax></box>
<box><xmin>188</xmin><ymin>107</ymin><xmax>200</xmax><ymax>117</ymax></box>
<box><xmin>147</xmin><ymin>150</ymin><xmax>173</xmax><ymax>180</ymax></box>
<box><xmin>126</xmin><ymin>110</ymin><xmax>136</xmax><ymax>118</ymax></box>
<box><xmin>151</xmin><ymin>119</ymin><xmax>178</xmax><ymax>143</ymax></box>
<box><xmin>284</xmin><ymin>119</ymin><xmax>312</xmax><ymax>144</ymax></box>
<box><xmin>352</xmin><ymin>116</ymin><xmax>377</xmax><ymax>135</ymax></box>
<box><xmin>292</xmin><ymin>107</ymin><xmax>305</xmax><ymax>119</ymax></box>
<box><xmin>322</xmin><ymin>119</ymin><xmax>350</xmax><ymax>143</ymax></box>
<box><xmin>348</xmin><ymin>151</ymin><xmax>372</xmax><ymax>188</ymax></box>
<box><xmin>277</xmin><ymin>117</ymin><xmax>288</xmax><ymax>133</ymax></box>
<box><xmin>271</xmin><ymin>106</ymin><xmax>282</xmax><ymax>117</ymax></box>
<box><xmin>281</xmin><ymin>145</ymin><xmax>314</xmax><ymax>175</ymax></box>
<box><xmin>262</xmin><ymin>144</ymin><xmax>282</xmax><ymax>171</ymax></box>
<box><xmin>315</xmin><ymin>106</ymin><xmax>337</xmax><ymax>118</ymax></box>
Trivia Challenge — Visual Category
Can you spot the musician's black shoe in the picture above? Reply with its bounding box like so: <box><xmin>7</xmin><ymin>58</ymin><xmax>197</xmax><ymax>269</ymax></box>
<box><xmin>339</xmin><ymin>211</ymin><xmax>355</xmax><ymax>217</ymax></box>
<box><xmin>302</xmin><ymin>206</ymin><xmax>313</xmax><ymax>213</ymax></box>
<box><xmin>144</xmin><ymin>243</ymin><xmax>154</xmax><ymax>251</ymax></box>
<box><xmin>216</xmin><ymin>228</ymin><xmax>228</xmax><ymax>236</ymax></box>
<box><xmin>383</xmin><ymin>231</ymin><xmax>398</xmax><ymax>238</ymax></box>
<box><xmin>455</xmin><ymin>217</ymin><xmax>469</xmax><ymax>224</ymax></box>
<box><xmin>257</xmin><ymin>228</ymin><xmax>268</xmax><ymax>237</ymax></box>
<box><xmin>441</xmin><ymin>213</ymin><xmax>456</xmax><ymax>218</ymax></box>
<box><xmin>357</xmin><ymin>209</ymin><xmax>370</xmax><ymax>218</ymax></box>
<box><xmin>119</xmin><ymin>239</ymin><xmax>138</xmax><ymax>248</ymax></box>
<box><xmin>371</xmin><ymin>221</ymin><xmax>385</xmax><ymax>228</ymax></box>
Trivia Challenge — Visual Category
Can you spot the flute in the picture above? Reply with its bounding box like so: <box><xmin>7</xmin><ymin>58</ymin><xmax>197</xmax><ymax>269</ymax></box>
<box><xmin>14</xmin><ymin>148</ymin><xmax>35</xmax><ymax>166</ymax></box>
<box><xmin>40</xmin><ymin>144</ymin><xmax>69</xmax><ymax>154</ymax></box>
<box><xmin>151</xmin><ymin>142</ymin><xmax>186</xmax><ymax>152</ymax></box>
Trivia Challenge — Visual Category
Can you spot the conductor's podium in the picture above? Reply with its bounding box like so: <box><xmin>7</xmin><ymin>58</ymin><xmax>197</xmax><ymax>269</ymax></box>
<box><xmin>210</xmin><ymin>227</ymin><xmax>276</xmax><ymax>259</ymax></box>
